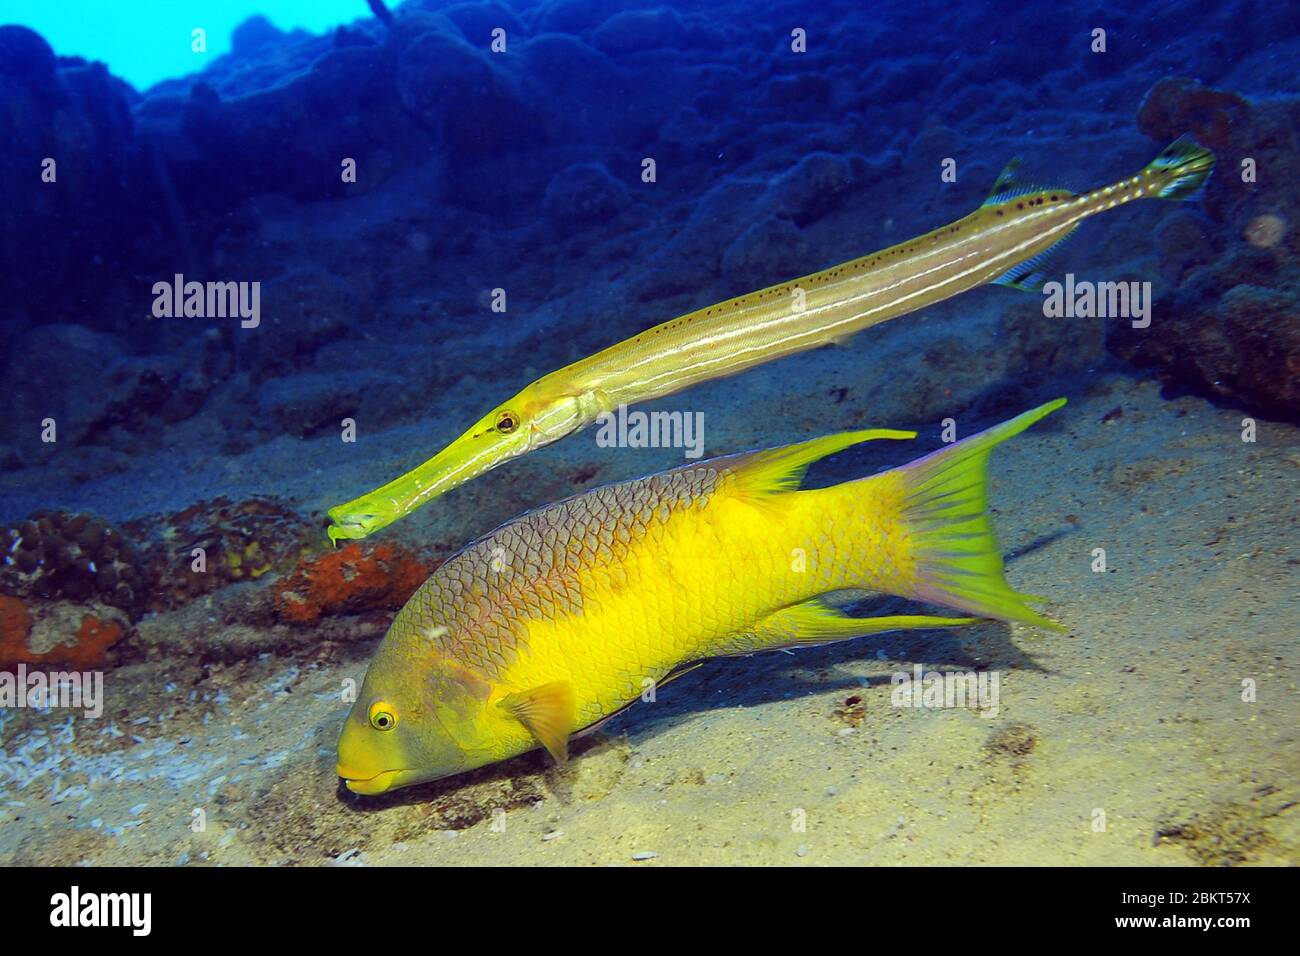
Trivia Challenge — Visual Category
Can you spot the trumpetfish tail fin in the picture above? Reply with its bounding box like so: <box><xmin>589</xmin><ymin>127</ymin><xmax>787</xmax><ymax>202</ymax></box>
<box><xmin>986</xmin><ymin>134</ymin><xmax>1214</xmax><ymax>293</ymax></box>
<box><xmin>1142</xmin><ymin>134</ymin><xmax>1216</xmax><ymax>200</ymax></box>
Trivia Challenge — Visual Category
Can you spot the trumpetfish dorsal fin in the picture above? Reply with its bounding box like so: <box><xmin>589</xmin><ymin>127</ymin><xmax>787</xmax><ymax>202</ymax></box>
<box><xmin>501</xmin><ymin>681</ymin><xmax>576</xmax><ymax>764</ymax></box>
<box><xmin>982</xmin><ymin>156</ymin><xmax>1058</xmax><ymax>206</ymax></box>
<box><xmin>982</xmin><ymin>155</ymin><xmax>1082</xmax><ymax>291</ymax></box>
<box><xmin>985</xmin><ymin>156</ymin><xmax>1026</xmax><ymax>204</ymax></box>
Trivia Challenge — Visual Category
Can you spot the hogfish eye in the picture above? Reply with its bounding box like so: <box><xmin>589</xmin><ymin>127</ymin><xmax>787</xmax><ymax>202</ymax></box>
<box><xmin>367</xmin><ymin>701</ymin><xmax>397</xmax><ymax>731</ymax></box>
<box><xmin>495</xmin><ymin>411</ymin><xmax>518</xmax><ymax>433</ymax></box>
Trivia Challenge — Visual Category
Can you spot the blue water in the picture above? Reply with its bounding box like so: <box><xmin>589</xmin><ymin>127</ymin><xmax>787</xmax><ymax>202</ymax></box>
<box><xmin>5</xmin><ymin>0</ymin><xmax>368</xmax><ymax>90</ymax></box>
<box><xmin>0</xmin><ymin>0</ymin><xmax>1296</xmax><ymax>867</ymax></box>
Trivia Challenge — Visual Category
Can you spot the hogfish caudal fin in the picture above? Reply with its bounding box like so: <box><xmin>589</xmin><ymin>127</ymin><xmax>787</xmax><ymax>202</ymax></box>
<box><xmin>890</xmin><ymin>398</ymin><xmax>1068</xmax><ymax>630</ymax></box>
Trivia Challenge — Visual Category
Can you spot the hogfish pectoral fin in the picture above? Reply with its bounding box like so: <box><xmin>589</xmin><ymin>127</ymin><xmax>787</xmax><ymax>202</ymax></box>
<box><xmin>730</xmin><ymin>598</ymin><xmax>977</xmax><ymax>654</ymax></box>
<box><xmin>500</xmin><ymin>681</ymin><xmax>576</xmax><ymax>764</ymax></box>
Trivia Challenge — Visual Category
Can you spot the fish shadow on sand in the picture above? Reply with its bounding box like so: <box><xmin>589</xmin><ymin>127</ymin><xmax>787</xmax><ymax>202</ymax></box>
<box><xmin>606</xmin><ymin>611</ymin><xmax>1051</xmax><ymax>746</ymax></box>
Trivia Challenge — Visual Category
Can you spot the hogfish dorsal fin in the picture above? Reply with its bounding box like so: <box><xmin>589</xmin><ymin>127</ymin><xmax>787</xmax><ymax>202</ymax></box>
<box><xmin>501</xmin><ymin>681</ymin><xmax>575</xmax><ymax>764</ymax></box>
<box><xmin>725</xmin><ymin>429</ymin><xmax>915</xmax><ymax>500</ymax></box>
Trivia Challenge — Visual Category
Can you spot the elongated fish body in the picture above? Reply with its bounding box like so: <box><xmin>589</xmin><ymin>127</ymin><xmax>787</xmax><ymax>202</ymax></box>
<box><xmin>557</xmin><ymin>143</ymin><xmax>1206</xmax><ymax>404</ymax></box>
<box><xmin>327</xmin><ymin>138</ymin><xmax>1213</xmax><ymax>542</ymax></box>
<box><xmin>336</xmin><ymin>400</ymin><xmax>1065</xmax><ymax>794</ymax></box>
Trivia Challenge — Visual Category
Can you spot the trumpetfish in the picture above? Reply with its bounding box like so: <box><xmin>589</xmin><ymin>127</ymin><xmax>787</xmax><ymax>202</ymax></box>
<box><xmin>336</xmin><ymin>398</ymin><xmax>1064</xmax><ymax>793</ymax></box>
<box><xmin>326</xmin><ymin>137</ymin><xmax>1213</xmax><ymax>543</ymax></box>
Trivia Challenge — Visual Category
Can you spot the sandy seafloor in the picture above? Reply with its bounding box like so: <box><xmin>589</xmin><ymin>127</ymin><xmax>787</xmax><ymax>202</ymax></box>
<box><xmin>2</xmin><ymin>366</ymin><xmax>1296</xmax><ymax>866</ymax></box>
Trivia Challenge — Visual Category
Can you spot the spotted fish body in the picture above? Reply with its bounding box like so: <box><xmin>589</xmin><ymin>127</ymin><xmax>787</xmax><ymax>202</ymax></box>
<box><xmin>336</xmin><ymin>400</ymin><xmax>1065</xmax><ymax>794</ymax></box>
<box><xmin>327</xmin><ymin>137</ymin><xmax>1214</xmax><ymax>543</ymax></box>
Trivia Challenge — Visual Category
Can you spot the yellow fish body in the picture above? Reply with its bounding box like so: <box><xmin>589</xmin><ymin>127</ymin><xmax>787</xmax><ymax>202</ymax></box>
<box><xmin>336</xmin><ymin>399</ymin><xmax>1065</xmax><ymax>794</ymax></box>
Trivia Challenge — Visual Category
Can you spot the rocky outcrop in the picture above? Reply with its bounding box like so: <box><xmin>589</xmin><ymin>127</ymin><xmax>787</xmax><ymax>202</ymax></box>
<box><xmin>1107</xmin><ymin>78</ymin><xmax>1300</xmax><ymax>420</ymax></box>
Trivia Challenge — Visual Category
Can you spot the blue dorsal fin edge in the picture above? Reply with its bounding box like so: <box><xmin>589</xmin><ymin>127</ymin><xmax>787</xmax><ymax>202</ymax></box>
<box><xmin>983</xmin><ymin>157</ymin><xmax>1062</xmax><ymax>207</ymax></box>
<box><xmin>992</xmin><ymin>229</ymin><xmax>1079</xmax><ymax>292</ymax></box>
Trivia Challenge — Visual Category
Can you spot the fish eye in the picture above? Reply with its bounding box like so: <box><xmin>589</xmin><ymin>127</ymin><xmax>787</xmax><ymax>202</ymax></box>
<box><xmin>495</xmin><ymin>411</ymin><xmax>518</xmax><ymax>433</ymax></box>
<box><xmin>367</xmin><ymin>701</ymin><xmax>397</xmax><ymax>731</ymax></box>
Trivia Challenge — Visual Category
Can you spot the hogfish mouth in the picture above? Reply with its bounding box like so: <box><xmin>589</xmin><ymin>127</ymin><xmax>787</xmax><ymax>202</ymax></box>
<box><xmin>337</xmin><ymin>766</ymin><xmax>407</xmax><ymax>795</ymax></box>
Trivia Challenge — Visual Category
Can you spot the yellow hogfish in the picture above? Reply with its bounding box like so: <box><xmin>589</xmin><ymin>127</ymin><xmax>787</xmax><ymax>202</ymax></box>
<box><xmin>326</xmin><ymin>137</ymin><xmax>1213</xmax><ymax>543</ymax></box>
<box><xmin>336</xmin><ymin>398</ymin><xmax>1064</xmax><ymax>794</ymax></box>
